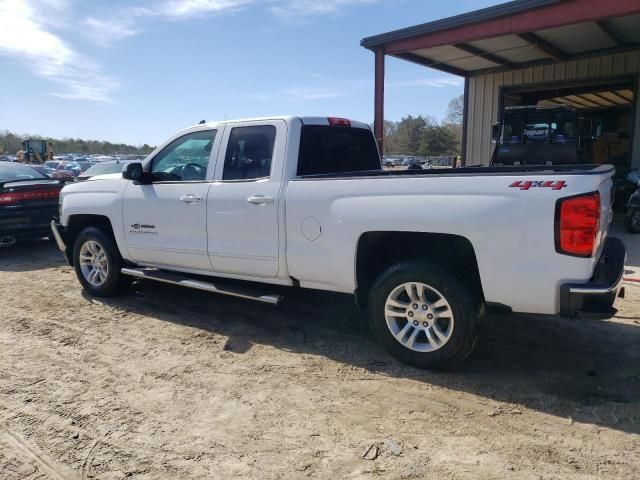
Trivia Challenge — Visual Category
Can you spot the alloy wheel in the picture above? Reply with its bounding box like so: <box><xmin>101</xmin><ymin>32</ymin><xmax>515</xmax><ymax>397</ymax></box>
<box><xmin>384</xmin><ymin>282</ymin><xmax>455</xmax><ymax>352</ymax></box>
<box><xmin>79</xmin><ymin>240</ymin><xmax>109</xmax><ymax>287</ymax></box>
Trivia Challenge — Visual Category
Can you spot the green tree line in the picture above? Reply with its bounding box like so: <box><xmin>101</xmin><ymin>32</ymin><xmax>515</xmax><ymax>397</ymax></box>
<box><xmin>0</xmin><ymin>130</ymin><xmax>155</xmax><ymax>156</ymax></box>
<box><xmin>382</xmin><ymin>95</ymin><xmax>463</xmax><ymax>157</ymax></box>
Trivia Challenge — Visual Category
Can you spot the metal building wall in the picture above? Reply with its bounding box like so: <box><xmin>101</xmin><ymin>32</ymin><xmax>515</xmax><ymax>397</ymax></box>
<box><xmin>465</xmin><ymin>50</ymin><xmax>640</xmax><ymax>167</ymax></box>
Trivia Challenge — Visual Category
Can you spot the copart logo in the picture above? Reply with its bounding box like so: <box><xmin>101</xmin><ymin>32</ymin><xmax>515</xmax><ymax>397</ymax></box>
<box><xmin>129</xmin><ymin>223</ymin><xmax>158</xmax><ymax>235</ymax></box>
<box><xmin>509</xmin><ymin>180</ymin><xmax>567</xmax><ymax>191</ymax></box>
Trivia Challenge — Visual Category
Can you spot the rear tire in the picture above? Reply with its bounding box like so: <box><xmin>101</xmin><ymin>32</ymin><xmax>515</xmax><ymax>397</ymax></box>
<box><xmin>624</xmin><ymin>207</ymin><xmax>640</xmax><ymax>233</ymax></box>
<box><xmin>368</xmin><ymin>260</ymin><xmax>480</xmax><ymax>370</ymax></box>
<box><xmin>73</xmin><ymin>227</ymin><xmax>125</xmax><ymax>297</ymax></box>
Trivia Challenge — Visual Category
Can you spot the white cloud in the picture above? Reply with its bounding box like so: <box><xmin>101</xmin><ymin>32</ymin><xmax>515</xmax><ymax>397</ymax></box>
<box><xmin>239</xmin><ymin>72</ymin><xmax>461</xmax><ymax>103</ymax></box>
<box><xmin>270</xmin><ymin>0</ymin><xmax>378</xmax><ymax>19</ymax></box>
<box><xmin>387</xmin><ymin>77</ymin><xmax>464</xmax><ymax>88</ymax></box>
<box><xmin>0</xmin><ymin>0</ymin><xmax>385</xmax><ymax>103</ymax></box>
<box><xmin>83</xmin><ymin>0</ymin><xmax>381</xmax><ymax>45</ymax></box>
<box><xmin>80</xmin><ymin>1</ymin><xmax>256</xmax><ymax>45</ymax></box>
<box><xmin>283</xmin><ymin>86</ymin><xmax>346</xmax><ymax>99</ymax></box>
<box><xmin>239</xmin><ymin>86</ymin><xmax>347</xmax><ymax>101</ymax></box>
<box><xmin>148</xmin><ymin>0</ymin><xmax>256</xmax><ymax>19</ymax></box>
<box><xmin>84</xmin><ymin>17</ymin><xmax>140</xmax><ymax>47</ymax></box>
<box><xmin>0</xmin><ymin>0</ymin><xmax>118</xmax><ymax>102</ymax></box>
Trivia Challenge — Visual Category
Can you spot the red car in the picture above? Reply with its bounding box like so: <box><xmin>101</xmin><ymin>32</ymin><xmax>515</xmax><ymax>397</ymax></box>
<box><xmin>51</xmin><ymin>162</ymin><xmax>82</xmax><ymax>181</ymax></box>
<box><xmin>0</xmin><ymin>162</ymin><xmax>63</xmax><ymax>246</ymax></box>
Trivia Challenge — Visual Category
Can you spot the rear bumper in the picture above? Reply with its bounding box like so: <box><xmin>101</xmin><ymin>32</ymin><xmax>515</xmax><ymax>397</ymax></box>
<box><xmin>0</xmin><ymin>204</ymin><xmax>58</xmax><ymax>243</ymax></box>
<box><xmin>560</xmin><ymin>237</ymin><xmax>626</xmax><ymax>318</ymax></box>
<box><xmin>0</xmin><ymin>224</ymin><xmax>52</xmax><ymax>243</ymax></box>
<box><xmin>0</xmin><ymin>224</ymin><xmax>51</xmax><ymax>234</ymax></box>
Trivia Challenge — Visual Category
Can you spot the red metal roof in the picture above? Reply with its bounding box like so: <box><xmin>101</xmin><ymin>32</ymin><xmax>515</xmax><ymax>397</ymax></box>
<box><xmin>361</xmin><ymin>0</ymin><xmax>640</xmax><ymax>77</ymax></box>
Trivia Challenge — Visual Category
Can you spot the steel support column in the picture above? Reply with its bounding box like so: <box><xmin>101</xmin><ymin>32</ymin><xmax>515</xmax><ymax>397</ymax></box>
<box><xmin>374</xmin><ymin>48</ymin><xmax>385</xmax><ymax>155</ymax></box>
<box><xmin>461</xmin><ymin>77</ymin><xmax>469</xmax><ymax>167</ymax></box>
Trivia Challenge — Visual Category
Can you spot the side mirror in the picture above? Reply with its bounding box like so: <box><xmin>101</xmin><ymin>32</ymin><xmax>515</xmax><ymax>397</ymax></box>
<box><xmin>122</xmin><ymin>162</ymin><xmax>143</xmax><ymax>182</ymax></box>
<box><xmin>491</xmin><ymin>123</ymin><xmax>501</xmax><ymax>143</ymax></box>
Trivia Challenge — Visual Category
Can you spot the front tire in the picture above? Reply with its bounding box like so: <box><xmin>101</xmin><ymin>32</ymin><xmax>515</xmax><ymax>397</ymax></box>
<box><xmin>368</xmin><ymin>260</ymin><xmax>480</xmax><ymax>370</ymax></box>
<box><xmin>624</xmin><ymin>207</ymin><xmax>640</xmax><ymax>233</ymax></box>
<box><xmin>73</xmin><ymin>227</ymin><xmax>125</xmax><ymax>297</ymax></box>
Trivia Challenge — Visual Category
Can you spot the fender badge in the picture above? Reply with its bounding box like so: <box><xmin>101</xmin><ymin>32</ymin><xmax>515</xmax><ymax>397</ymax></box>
<box><xmin>129</xmin><ymin>223</ymin><xmax>158</xmax><ymax>235</ymax></box>
<box><xmin>509</xmin><ymin>180</ymin><xmax>567</xmax><ymax>191</ymax></box>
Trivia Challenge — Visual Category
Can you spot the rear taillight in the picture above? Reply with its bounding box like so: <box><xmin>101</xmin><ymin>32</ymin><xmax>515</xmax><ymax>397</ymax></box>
<box><xmin>328</xmin><ymin>117</ymin><xmax>351</xmax><ymax>127</ymax></box>
<box><xmin>555</xmin><ymin>192</ymin><xmax>600</xmax><ymax>257</ymax></box>
<box><xmin>0</xmin><ymin>188</ymin><xmax>60</xmax><ymax>206</ymax></box>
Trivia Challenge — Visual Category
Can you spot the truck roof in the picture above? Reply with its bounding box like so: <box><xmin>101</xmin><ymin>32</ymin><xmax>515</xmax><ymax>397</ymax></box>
<box><xmin>191</xmin><ymin>116</ymin><xmax>372</xmax><ymax>131</ymax></box>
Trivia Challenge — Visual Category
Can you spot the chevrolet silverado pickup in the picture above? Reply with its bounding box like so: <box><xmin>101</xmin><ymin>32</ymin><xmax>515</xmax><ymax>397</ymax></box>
<box><xmin>52</xmin><ymin>116</ymin><xmax>626</xmax><ymax>369</ymax></box>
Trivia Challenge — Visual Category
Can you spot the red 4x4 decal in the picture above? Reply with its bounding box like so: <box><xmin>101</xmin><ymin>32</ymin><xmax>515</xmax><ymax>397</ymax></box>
<box><xmin>509</xmin><ymin>180</ymin><xmax>567</xmax><ymax>191</ymax></box>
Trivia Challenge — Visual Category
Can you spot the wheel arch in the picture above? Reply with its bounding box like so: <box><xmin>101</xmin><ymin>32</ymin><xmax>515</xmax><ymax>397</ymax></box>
<box><xmin>354</xmin><ymin>231</ymin><xmax>485</xmax><ymax>310</ymax></box>
<box><xmin>66</xmin><ymin>214</ymin><xmax>117</xmax><ymax>266</ymax></box>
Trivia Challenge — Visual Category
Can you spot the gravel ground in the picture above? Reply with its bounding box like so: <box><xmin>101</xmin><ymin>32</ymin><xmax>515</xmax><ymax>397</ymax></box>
<box><xmin>1</xmin><ymin>225</ymin><xmax>639</xmax><ymax>479</ymax></box>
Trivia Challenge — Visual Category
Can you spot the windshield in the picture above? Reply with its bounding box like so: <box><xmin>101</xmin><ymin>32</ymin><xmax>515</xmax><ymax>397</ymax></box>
<box><xmin>82</xmin><ymin>162</ymin><xmax>125</xmax><ymax>177</ymax></box>
<box><xmin>0</xmin><ymin>163</ymin><xmax>48</xmax><ymax>182</ymax></box>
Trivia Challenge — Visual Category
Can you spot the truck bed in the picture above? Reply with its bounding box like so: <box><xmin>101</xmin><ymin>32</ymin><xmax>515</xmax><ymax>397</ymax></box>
<box><xmin>286</xmin><ymin>161</ymin><xmax>616</xmax><ymax>315</ymax></box>
<box><xmin>297</xmin><ymin>164</ymin><xmax>615</xmax><ymax>180</ymax></box>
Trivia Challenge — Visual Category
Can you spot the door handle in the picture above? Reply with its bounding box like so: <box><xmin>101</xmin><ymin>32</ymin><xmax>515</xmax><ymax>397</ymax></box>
<box><xmin>180</xmin><ymin>194</ymin><xmax>202</xmax><ymax>204</ymax></box>
<box><xmin>247</xmin><ymin>195</ymin><xmax>274</xmax><ymax>205</ymax></box>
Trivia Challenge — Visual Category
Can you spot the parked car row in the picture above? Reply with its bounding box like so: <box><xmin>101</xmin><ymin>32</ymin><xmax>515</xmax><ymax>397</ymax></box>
<box><xmin>76</xmin><ymin>159</ymin><xmax>138</xmax><ymax>181</ymax></box>
<box><xmin>382</xmin><ymin>156</ymin><xmax>431</xmax><ymax>169</ymax></box>
<box><xmin>21</xmin><ymin>158</ymin><xmax>139</xmax><ymax>182</ymax></box>
<box><xmin>0</xmin><ymin>158</ymin><xmax>140</xmax><ymax>247</ymax></box>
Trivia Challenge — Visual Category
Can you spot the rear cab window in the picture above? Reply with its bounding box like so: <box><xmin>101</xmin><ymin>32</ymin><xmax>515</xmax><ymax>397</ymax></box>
<box><xmin>297</xmin><ymin>126</ymin><xmax>381</xmax><ymax>176</ymax></box>
<box><xmin>222</xmin><ymin>126</ymin><xmax>276</xmax><ymax>181</ymax></box>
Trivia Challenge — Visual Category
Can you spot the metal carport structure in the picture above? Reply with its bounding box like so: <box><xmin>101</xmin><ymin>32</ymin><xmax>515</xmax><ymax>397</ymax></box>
<box><xmin>361</xmin><ymin>0</ymin><xmax>640</xmax><ymax>167</ymax></box>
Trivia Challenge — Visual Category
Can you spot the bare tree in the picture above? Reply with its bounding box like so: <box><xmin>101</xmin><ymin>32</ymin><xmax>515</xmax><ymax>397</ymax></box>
<box><xmin>445</xmin><ymin>94</ymin><xmax>464</xmax><ymax>126</ymax></box>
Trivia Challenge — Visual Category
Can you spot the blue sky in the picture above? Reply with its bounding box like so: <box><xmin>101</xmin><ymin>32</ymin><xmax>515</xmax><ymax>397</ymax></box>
<box><xmin>0</xmin><ymin>0</ymin><xmax>502</xmax><ymax>146</ymax></box>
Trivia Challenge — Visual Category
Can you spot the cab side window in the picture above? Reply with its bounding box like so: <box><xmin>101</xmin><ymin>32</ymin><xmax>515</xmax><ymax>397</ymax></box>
<box><xmin>151</xmin><ymin>130</ymin><xmax>217</xmax><ymax>181</ymax></box>
<box><xmin>222</xmin><ymin>126</ymin><xmax>276</xmax><ymax>180</ymax></box>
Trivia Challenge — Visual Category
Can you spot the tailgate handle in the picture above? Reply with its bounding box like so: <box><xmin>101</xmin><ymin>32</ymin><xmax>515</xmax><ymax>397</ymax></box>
<box><xmin>247</xmin><ymin>195</ymin><xmax>274</xmax><ymax>205</ymax></box>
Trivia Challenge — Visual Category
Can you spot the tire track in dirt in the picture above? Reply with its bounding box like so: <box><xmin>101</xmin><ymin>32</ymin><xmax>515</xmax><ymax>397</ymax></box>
<box><xmin>1</xmin><ymin>424</ymin><xmax>76</xmax><ymax>480</ymax></box>
<box><xmin>3</xmin><ymin>241</ymin><xmax>640</xmax><ymax>478</ymax></box>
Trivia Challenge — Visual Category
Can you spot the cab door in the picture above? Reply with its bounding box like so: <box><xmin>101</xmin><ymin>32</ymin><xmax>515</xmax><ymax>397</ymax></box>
<box><xmin>206</xmin><ymin>121</ymin><xmax>285</xmax><ymax>277</ymax></box>
<box><xmin>122</xmin><ymin>127</ymin><xmax>222</xmax><ymax>271</ymax></box>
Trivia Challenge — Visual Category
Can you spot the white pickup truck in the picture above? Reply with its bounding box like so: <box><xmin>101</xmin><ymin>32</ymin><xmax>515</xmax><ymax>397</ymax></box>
<box><xmin>52</xmin><ymin>116</ymin><xmax>626</xmax><ymax>369</ymax></box>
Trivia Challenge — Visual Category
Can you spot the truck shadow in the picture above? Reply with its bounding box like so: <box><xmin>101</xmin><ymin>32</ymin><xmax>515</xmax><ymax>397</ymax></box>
<box><xmin>89</xmin><ymin>276</ymin><xmax>640</xmax><ymax>436</ymax></box>
<box><xmin>9</xmin><ymin>241</ymin><xmax>639</xmax><ymax>435</ymax></box>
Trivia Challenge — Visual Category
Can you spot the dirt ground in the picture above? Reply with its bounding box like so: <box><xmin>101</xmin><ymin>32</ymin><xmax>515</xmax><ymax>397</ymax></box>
<box><xmin>1</xmin><ymin>226</ymin><xmax>640</xmax><ymax>479</ymax></box>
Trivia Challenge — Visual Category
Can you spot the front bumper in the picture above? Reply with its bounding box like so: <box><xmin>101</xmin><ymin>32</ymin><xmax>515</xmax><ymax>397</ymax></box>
<box><xmin>560</xmin><ymin>237</ymin><xmax>626</xmax><ymax>318</ymax></box>
<box><xmin>50</xmin><ymin>221</ymin><xmax>72</xmax><ymax>265</ymax></box>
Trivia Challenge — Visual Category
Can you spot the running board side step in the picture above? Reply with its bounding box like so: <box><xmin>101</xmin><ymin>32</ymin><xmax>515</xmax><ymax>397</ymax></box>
<box><xmin>121</xmin><ymin>267</ymin><xmax>283</xmax><ymax>305</ymax></box>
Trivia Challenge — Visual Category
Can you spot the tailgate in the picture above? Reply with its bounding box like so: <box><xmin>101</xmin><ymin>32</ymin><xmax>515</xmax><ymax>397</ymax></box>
<box><xmin>593</xmin><ymin>168</ymin><xmax>616</xmax><ymax>261</ymax></box>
